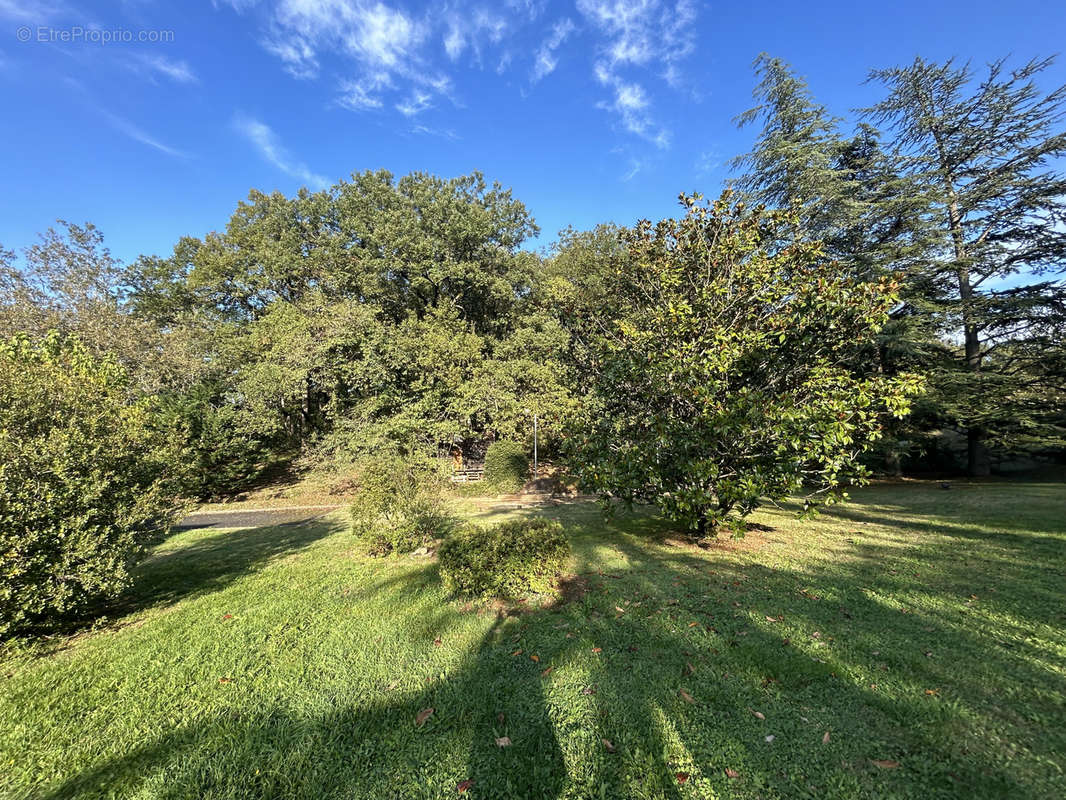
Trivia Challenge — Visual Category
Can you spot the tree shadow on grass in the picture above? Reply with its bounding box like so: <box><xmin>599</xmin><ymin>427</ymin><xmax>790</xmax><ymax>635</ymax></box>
<box><xmin>31</xmin><ymin>492</ymin><xmax>1065</xmax><ymax>799</ymax></box>
<box><xmin>116</xmin><ymin>516</ymin><xmax>345</xmax><ymax>615</ymax></box>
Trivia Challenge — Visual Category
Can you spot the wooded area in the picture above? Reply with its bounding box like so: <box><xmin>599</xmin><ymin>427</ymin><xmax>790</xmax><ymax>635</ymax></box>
<box><xmin>1</xmin><ymin>53</ymin><xmax>1064</xmax><ymax>634</ymax></box>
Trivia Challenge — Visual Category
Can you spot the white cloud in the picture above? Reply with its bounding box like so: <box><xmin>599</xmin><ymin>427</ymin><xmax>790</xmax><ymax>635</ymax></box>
<box><xmin>441</xmin><ymin>7</ymin><xmax>507</xmax><ymax>64</ymax></box>
<box><xmin>576</xmin><ymin>0</ymin><xmax>699</xmax><ymax>147</ymax></box>
<box><xmin>337</xmin><ymin>72</ymin><xmax>390</xmax><ymax>109</ymax></box>
<box><xmin>233</xmin><ymin>113</ymin><xmax>329</xmax><ymax>189</ymax></box>
<box><xmin>411</xmin><ymin>123</ymin><xmax>458</xmax><ymax>140</ymax></box>
<box><xmin>531</xmin><ymin>17</ymin><xmax>575</xmax><ymax>82</ymax></box>
<box><xmin>596</xmin><ymin>77</ymin><xmax>669</xmax><ymax>148</ymax></box>
<box><xmin>101</xmin><ymin>110</ymin><xmax>189</xmax><ymax>158</ymax></box>
<box><xmin>396</xmin><ymin>89</ymin><xmax>432</xmax><ymax>116</ymax></box>
<box><xmin>135</xmin><ymin>54</ymin><xmax>199</xmax><ymax>84</ymax></box>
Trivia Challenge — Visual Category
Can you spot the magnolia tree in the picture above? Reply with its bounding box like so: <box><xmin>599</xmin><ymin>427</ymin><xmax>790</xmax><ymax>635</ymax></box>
<box><xmin>567</xmin><ymin>193</ymin><xmax>923</xmax><ymax>536</ymax></box>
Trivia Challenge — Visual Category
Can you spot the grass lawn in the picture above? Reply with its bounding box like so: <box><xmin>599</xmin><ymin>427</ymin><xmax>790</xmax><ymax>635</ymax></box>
<box><xmin>2</xmin><ymin>481</ymin><xmax>1064</xmax><ymax>799</ymax></box>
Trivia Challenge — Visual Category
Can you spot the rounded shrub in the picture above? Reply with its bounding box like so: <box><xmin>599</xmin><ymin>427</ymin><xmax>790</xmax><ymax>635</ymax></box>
<box><xmin>482</xmin><ymin>440</ymin><xmax>529</xmax><ymax>492</ymax></box>
<box><xmin>0</xmin><ymin>334</ymin><xmax>181</xmax><ymax>637</ymax></box>
<box><xmin>438</xmin><ymin>518</ymin><xmax>570</xmax><ymax>598</ymax></box>
<box><xmin>350</xmin><ymin>454</ymin><xmax>456</xmax><ymax>555</ymax></box>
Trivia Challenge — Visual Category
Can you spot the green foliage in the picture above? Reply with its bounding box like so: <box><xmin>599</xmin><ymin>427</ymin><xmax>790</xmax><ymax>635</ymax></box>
<box><xmin>567</xmin><ymin>194</ymin><xmax>923</xmax><ymax>535</ymax></box>
<box><xmin>482</xmin><ymin>440</ymin><xmax>529</xmax><ymax>492</ymax></box>
<box><xmin>0</xmin><ymin>333</ymin><xmax>180</xmax><ymax>636</ymax></box>
<box><xmin>437</xmin><ymin>518</ymin><xmax>570</xmax><ymax>598</ymax></box>
<box><xmin>349</xmin><ymin>455</ymin><xmax>455</xmax><ymax>555</ymax></box>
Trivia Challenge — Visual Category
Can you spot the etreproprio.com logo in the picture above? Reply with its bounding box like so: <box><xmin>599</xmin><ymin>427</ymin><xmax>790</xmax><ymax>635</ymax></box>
<box><xmin>15</xmin><ymin>25</ymin><xmax>175</xmax><ymax>44</ymax></box>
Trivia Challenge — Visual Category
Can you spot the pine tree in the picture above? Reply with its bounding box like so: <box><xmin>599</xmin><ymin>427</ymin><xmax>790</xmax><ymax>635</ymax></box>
<box><xmin>866</xmin><ymin>57</ymin><xmax>1066</xmax><ymax>475</ymax></box>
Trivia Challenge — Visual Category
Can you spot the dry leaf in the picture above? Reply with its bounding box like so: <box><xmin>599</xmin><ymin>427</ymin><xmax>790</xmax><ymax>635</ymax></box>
<box><xmin>685</xmin><ymin>662</ymin><xmax>696</xmax><ymax>675</ymax></box>
<box><xmin>222</xmin><ymin>614</ymin><xmax>233</xmax><ymax>620</ymax></box>
<box><xmin>615</xmin><ymin>606</ymin><xmax>626</xmax><ymax>613</ymax></box>
<box><xmin>530</xmin><ymin>654</ymin><xmax>540</xmax><ymax>663</ymax></box>
<box><xmin>679</xmin><ymin>689</ymin><xmax>695</xmax><ymax>704</ymax></box>
<box><xmin>218</xmin><ymin>677</ymin><xmax>232</xmax><ymax>684</ymax></box>
<box><xmin>602</xmin><ymin>738</ymin><xmax>616</xmax><ymax>752</ymax></box>
<box><xmin>751</xmin><ymin>709</ymin><xmax>766</xmax><ymax>720</ymax></box>
<box><xmin>415</xmin><ymin>708</ymin><xmax>434</xmax><ymax>727</ymax></box>
<box><xmin>457</xmin><ymin>779</ymin><xmax>474</xmax><ymax>792</ymax></box>
<box><xmin>822</xmin><ymin>731</ymin><xmax>831</xmax><ymax>744</ymax></box>
<box><xmin>725</xmin><ymin>768</ymin><xmax>740</xmax><ymax>778</ymax></box>
<box><xmin>688</xmin><ymin>621</ymin><xmax>699</xmax><ymax>627</ymax></box>
<box><xmin>591</xmin><ymin>647</ymin><xmax>602</xmax><ymax>654</ymax></box>
<box><xmin>495</xmin><ymin>736</ymin><xmax>511</xmax><ymax>747</ymax></box>
<box><xmin>871</xmin><ymin>759</ymin><xmax>900</xmax><ymax>769</ymax></box>
<box><xmin>925</xmin><ymin>688</ymin><xmax>939</xmax><ymax>696</ymax></box>
<box><xmin>676</xmin><ymin>772</ymin><xmax>689</xmax><ymax>783</ymax></box>
<box><xmin>433</xmin><ymin>636</ymin><xmax>442</xmax><ymax>646</ymax></box>
<box><xmin>511</xmin><ymin>649</ymin><xmax>522</xmax><ymax>656</ymax></box>
<box><xmin>541</xmin><ymin>666</ymin><xmax>553</xmax><ymax>677</ymax></box>
<box><xmin>581</xmin><ymin>686</ymin><xmax>597</xmax><ymax>695</ymax></box>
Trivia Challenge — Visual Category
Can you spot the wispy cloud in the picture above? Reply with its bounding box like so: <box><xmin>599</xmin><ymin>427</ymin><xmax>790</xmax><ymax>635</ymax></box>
<box><xmin>101</xmin><ymin>110</ymin><xmax>189</xmax><ymax>158</ymax></box>
<box><xmin>596</xmin><ymin>75</ymin><xmax>670</xmax><ymax>148</ymax></box>
<box><xmin>442</xmin><ymin>7</ymin><xmax>507</xmax><ymax>64</ymax></box>
<box><xmin>133</xmin><ymin>53</ymin><xmax>199</xmax><ymax>84</ymax></box>
<box><xmin>411</xmin><ymin>123</ymin><xmax>459</xmax><ymax>140</ymax></box>
<box><xmin>396</xmin><ymin>89</ymin><xmax>433</xmax><ymax>116</ymax></box>
<box><xmin>531</xmin><ymin>17</ymin><xmax>575</xmax><ymax>82</ymax></box>
<box><xmin>233</xmin><ymin>113</ymin><xmax>329</xmax><ymax>189</ymax></box>
<box><xmin>577</xmin><ymin>0</ymin><xmax>699</xmax><ymax>147</ymax></box>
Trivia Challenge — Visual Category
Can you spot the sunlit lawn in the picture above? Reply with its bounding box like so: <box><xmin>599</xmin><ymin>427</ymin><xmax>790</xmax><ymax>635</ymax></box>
<box><xmin>1</xmin><ymin>481</ymin><xmax>1063</xmax><ymax>799</ymax></box>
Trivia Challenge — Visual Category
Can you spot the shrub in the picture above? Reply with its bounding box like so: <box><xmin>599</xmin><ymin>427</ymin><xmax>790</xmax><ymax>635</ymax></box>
<box><xmin>0</xmin><ymin>334</ymin><xmax>181</xmax><ymax>637</ymax></box>
<box><xmin>482</xmin><ymin>440</ymin><xmax>529</xmax><ymax>492</ymax></box>
<box><xmin>438</xmin><ymin>518</ymin><xmax>570</xmax><ymax>598</ymax></box>
<box><xmin>350</xmin><ymin>454</ymin><xmax>456</xmax><ymax>555</ymax></box>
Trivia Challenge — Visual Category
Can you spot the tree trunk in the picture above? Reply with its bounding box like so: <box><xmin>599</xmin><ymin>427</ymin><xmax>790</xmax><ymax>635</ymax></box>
<box><xmin>934</xmin><ymin>127</ymin><xmax>987</xmax><ymax>478</ymax></box>
<box><xmin>695</xmin><ymin>509</ymin><xmax>708</xmax><ymax>540</ymax></box>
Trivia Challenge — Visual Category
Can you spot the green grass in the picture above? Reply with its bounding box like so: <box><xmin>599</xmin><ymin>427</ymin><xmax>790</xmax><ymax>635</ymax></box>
<box><xmin>2</xmin><ymin>481</ymin><xmax>1064</xmax><ymax>799</ymax></box>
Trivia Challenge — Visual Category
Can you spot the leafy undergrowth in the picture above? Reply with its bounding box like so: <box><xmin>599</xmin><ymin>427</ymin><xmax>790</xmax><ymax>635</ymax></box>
<box><xmin>1</xmin><ymin>481</ymin><xmax>1063</xmax><ymax>799</ymax></box>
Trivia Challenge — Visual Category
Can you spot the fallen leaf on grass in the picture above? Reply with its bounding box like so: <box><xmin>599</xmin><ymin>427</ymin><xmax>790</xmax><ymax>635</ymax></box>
<box><xmin>676</xmin><ymin>772</ymin><xmax>689</xmax><ymax>783</ymax></box>
<box><xmin>602</xmin><ymin>738</ymin><xmax>616</xmax><ymax>752</ymax></box>
<box><xmin>725</xmin><ymin>768</ymin><xmax>740</xmax><ymax>779</ymax></box>
<box><xmin>679</xmin><ymin>689</ymin><xmax>695</xmax><ymax>704</ymax></box>
<box><xmin>925</xmin><ymin>688</ymin><xmax>939</xmax><ymax>696</ymax></box>
<box><xmin>591</xmin><ymin>647</ymin><xmax>602</xmax><ymax>654</ymax></box>
<box><xmin>433</xmin><ymin>636</ymin><xmax>442</xmax><ymax>646</ymax></box>
<box><xmin>750</xmin><ymin>709</ymin><xmax>765</xmax><ymax>720</ymax></box>
<box><xmin>495</xmin><ymin>736</ymin><xmax>511</xmax><ymax>747</ymax></box>
<box><xmin>218</xmin><ymin>677</ymin><xmax>232</xmax><ymax>684</ymax></box>
<box><xmin>581</xmin><ymin>686</ymin><xmax>597</xmax><ymax>695</ymax></box>
<box><xmin>511</xmin><ymin>649</ymin><xmax>522</xmax><ymax>656</ymax></box>
<box><xmin>685</xmin><ymin>662</ymin><xmax>696</xmax><ymax>675</ymax></box>
<box><xmin>222</xmin><ymin>614</ymin><xmax>233</xmax><ymax>620</ymax></box>
<box><xmin>530</xmin><ymin>654</ymin><xmax>540</xmax><ymax>663</ymax></box>
<box><xmin>871</xmin><ymin>760</ymin><xmax>900</xmax><ymax>769</ymax></box>
<box><xmin>541</xmin><ymin>666</ymin><xmax>553</xmax><ymax>677</ymax></box>
<box><xmin>822</xmin><ymin>731</ymin><xmax>831</xmax><ymax>744</ymax></box>
<box><xmin>415</xmin><ymin>708</ymin><xmax>434</xmax><ymax>727</ymax></box>
<box><xmin>688</xmin><ymin>621</ymin><xmax>699</xmax><ymax>627</ymax></box>
<box><xmin>457</xmin><ymin>779</ymin><xmax>474</xmax><ymax>792</ymax></box>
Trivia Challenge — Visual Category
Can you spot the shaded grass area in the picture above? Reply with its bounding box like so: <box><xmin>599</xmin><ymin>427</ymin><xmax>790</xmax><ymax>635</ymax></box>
<box><xmin>1</xmin><ymin>482</ymin><xmax>1063</xmax><ymax>799</ymax></box>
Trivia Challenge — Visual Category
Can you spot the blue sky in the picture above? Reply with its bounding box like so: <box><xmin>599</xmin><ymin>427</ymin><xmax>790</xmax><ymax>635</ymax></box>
<box><xmin>1</xmin><ymin>0</ymin><xmax>1064</xmax><ymax>264</ymax></box>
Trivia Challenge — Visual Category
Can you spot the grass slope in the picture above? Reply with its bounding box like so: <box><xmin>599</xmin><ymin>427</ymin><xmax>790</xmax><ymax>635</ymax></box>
<box><xmin>1</xmin><ymin>482</ymin><xmax>1064</xmax><ymax>799</ymax></box>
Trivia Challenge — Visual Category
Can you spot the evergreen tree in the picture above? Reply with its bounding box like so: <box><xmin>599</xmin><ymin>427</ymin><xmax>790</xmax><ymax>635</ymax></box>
<box><xmin>866</xmin><ymin>56</ymin><xmax>1066</xmax><ymax>474</ymax></box>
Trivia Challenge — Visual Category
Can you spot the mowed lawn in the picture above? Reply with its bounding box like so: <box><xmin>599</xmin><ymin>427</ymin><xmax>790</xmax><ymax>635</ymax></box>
<box><xmin>2</xmin><ymin>482</ymin><xmax>1064</xmax><ymax>799</ymax></box>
